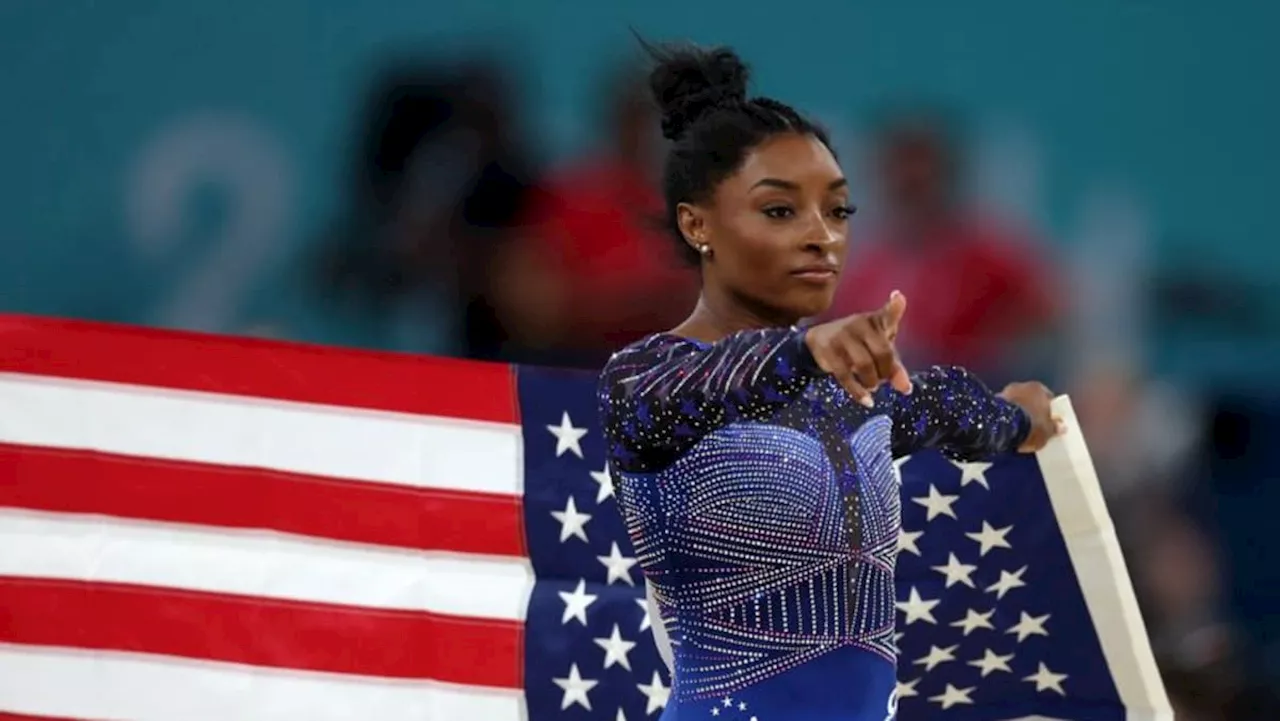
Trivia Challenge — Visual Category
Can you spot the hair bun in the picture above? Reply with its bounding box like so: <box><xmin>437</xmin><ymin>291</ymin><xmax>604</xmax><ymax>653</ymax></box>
<box><xmin>645</xmin><ymin>43</ymin><xmax>750</xmax><ymax>141</ymax></box>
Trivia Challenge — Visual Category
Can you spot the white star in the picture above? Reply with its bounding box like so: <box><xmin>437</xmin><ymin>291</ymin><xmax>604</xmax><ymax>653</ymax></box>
<box><xmin>589</xmin><ymin>462</ymin><xmax>614</xmax><ymax>503</ymax></box>
<box><xmin>546</xmin><ymin>411</ymin><xmax>588</xmax><ymax>458</ymax></box>
<box><xmin>912</xmin><ymin>484</ymin><xmax>960</xmax><ymax>521</ymax></box>
<box><xmin>895</xmin><ymin>586</ymin><xmax>940</xmax><ymax>625</ymax></box>
<box><xmin>968</xmin><ymin>648</ymin><xmax>1015</xmax><ymax>677</ymax></box>
<box><xmin>721</xmin><ymin>697</ymin><xmax>733</xmax><ymax>707</ymax></box>
<box><xmin>593</xmin><ymin>624</ymin><xmax>637</xmax><ymax>670</ymax></box>
<box><xmin>552</xmin><ymin>663</ymin><xmax>599</xmax><ymax>710</ymax></box>
<box><xmin>636</xmin><ymin>670</ymin><xmax>670</xmax><ymax>715</ymax></box>
<box><xmin>950</xmin><ymin>608</ymin><xmax>996</xmax><ymax>636</ymax></box>
<box><xmin>558</xmin><ymin>578</ymin><xmax>597</xmax><ymax>626</ymax></box>
<box><xmin>1024</xmin><ymin>662</ymin><xmax>1068</xmax><ymax>695</ymax></box>
<box><xmin>635</xmin><ymin>597</ymin><xmax>651</xmax><ymax>632</ymax></box>
<box><xmin>616</xmin><ymin>709</ymin><xmax>629</xmax><ymax>721</ymax></box>
<box><xmin>965</xmin><ymin>521</ymin><xmax>1013</xmax><ymax>556</ymax></box>
<box><xmin>597</xmin><ymin>542</ymin><xmax>638</xmax><ymax>586</ymax></box>
<box><xmin>931</xmin><ymin>553</ymin><xmax>978</xmax><ymax>588</ymax></box>
<box><xmin>551</xmin><ymin>496</ymin><xmax>592</xmax><ymax>543</ymax></box>
<box><xmin>895</xmin><ymin>678</ymin><xmax>920</xmax><ymax>699</ymax></box>
<box><xmin>1007</xmin><ymin>611</ymin><xmax>1051</xmax><ymax>642</ymax></box>
<box><xmin>928</xmin><ymin>683</ymin><xmax>975</xmax><ymax>709</ymax></box>
<box><xmin>913</xmin><ymin>644</ymin><xmax>958</xmax><ymax>672</ymax></box>
<box><xmin>950</xmin><ymin>460</ymin><xmax>993</xmax><ymax>489</ymax></box>
<box><xmin>985</xmin><ymin>565</ymin><xmax>1028</xmax><ymax>599</ymax></box>
<box><xmin>898</xmin><ymin>528</ymin><xmax>924</xmax><ymax>556</ymax></box>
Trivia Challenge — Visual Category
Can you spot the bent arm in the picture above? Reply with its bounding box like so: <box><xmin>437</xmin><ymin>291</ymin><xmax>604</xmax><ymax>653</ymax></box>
<box><xmin>881</xmin><ymin>365</ymin><xmax>1030</xmax><ymax>460</ymax></box>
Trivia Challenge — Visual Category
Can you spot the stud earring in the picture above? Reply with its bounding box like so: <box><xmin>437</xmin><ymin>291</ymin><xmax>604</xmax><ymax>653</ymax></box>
<box><xmin>697</xmin><ymin>244</ymin><xmax>712</xmax><ymax>258</ymax></box>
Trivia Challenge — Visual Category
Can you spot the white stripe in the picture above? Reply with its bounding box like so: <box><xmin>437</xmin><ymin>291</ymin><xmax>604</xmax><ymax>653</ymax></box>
<box><xmin>0</xmin><ymin>372</ymin><xmax>522</xmax><ymax>496</ymax></box>
<box><xmin>0</xmin><ymin>644</ymin><xmax>523</xmax><ymax>721</ymax></box>
<box><xmin>0</xmin><ymin>509</ymin><xmax>532</xmax><ymax>620</ymax></box>
<box><xmin>1036</xmin><ymin>397</ymin><xmax>1172</xmax><ymax>721</ymax></box>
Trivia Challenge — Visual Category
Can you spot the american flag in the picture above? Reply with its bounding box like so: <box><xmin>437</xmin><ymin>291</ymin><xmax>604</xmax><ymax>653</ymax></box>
<box><xmin>890</xmin><ymin>446</ymin><xmax>1171</xmax><ymax>721</ymax></box>
<box><xmin>0</xmin><ymin>315</ymin><xmax>1170</xmax><ymax>720</ymax></box>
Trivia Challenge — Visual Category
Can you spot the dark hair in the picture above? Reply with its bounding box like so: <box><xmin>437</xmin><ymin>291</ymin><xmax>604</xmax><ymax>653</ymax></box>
<box><xmin>641</xmin><ymin>40</ymin><xmax>834</xmax><ymax>264</ymax></box>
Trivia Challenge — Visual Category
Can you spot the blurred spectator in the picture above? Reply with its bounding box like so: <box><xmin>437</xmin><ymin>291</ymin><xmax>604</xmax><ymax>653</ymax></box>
<box><xmin>1067</xmin><ymin>360</ymin><xmax>1280</xmax><ymax>720</ymax></box>
<box><xmin>824</xmin><ymin>111</ymin><xmax>1062</xmax><ymax>384</ymax></box>
<box><xmin>312</xmin><ymin>58</ymin><xmax>537</xmax><ymax>360</ymax></box>
<box><xmin>488</xmin><ymin>62</ymin><xmax>698</xmax><ymax>368</ymax></box>
<box><xmin>1055</xmin><ymin>186</ymin><xmax>1280</xmax><ymax>718</ymax></box>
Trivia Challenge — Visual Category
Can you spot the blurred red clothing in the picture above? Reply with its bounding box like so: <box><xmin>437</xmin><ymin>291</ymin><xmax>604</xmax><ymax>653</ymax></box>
<box><xmin>826</xmin><ymin>216</ymin><xmax>1058</xmax><ymax>371</ymax></box>
<box><xmin>519</xmin><ymin>157</ymin><xmax>697</xmax><ymax>352</ymax></box>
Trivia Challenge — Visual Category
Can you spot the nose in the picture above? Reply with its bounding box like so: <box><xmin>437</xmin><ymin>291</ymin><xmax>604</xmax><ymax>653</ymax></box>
<box><xmin>801</xmin><ymin>212</ymin><xmax>845</xmax><ymax>252</ymax></box>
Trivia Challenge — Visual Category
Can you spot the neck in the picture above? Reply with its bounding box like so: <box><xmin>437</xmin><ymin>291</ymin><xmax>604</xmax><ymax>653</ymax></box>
<box><xmin>672</xmin><ymin>282</ymin><xmax>799</xmax><ymax>344</ymax></box>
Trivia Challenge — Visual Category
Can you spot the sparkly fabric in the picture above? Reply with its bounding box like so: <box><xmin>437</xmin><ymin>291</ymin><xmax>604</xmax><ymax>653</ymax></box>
<box><xmin>598</xmin><ymin>329</ymin><xmax>1030</xmax><ymax>720</ymax></box>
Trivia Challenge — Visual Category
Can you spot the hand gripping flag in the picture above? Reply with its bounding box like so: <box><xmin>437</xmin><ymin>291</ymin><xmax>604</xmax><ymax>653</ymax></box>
<box><xmin>0</xmin><ymin>315</ymin><xmax>1171</xmax><ymax>720</ymax></box>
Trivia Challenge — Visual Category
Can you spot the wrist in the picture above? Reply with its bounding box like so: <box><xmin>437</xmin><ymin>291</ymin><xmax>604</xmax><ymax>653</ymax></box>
<box><xmin>794</xmin><ymin>327</ymin><xmax>822</xmax><ymax>373</ymax></box>
<box><xmin>997</xmin><ymin>394</ymin><xmax>1034</xmax><ymax>449</ymax></box>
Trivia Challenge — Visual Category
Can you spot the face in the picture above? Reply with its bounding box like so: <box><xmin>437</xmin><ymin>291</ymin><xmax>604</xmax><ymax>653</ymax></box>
<box><xmin>880</xmin><ymin>131</ymin><xmax>949</xmax><ymax>213</ymax></box>
<box><xmin>679</xmin><ymin>133</ymin><xmax>852</xmax><ymax>323</ymax></box>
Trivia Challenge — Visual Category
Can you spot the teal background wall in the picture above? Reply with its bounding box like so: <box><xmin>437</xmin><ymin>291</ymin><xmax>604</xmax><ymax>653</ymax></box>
<box><xmin>1</xmin><ymin>0</ymin><xmax>1276</xmax><ymax>383</ymax></box>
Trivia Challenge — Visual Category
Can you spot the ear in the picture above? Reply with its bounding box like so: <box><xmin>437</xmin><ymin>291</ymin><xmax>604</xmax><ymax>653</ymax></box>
<box><xmin>676</xmin><ymin>202</ymin><xmax>707</xmax><ymax>254</ymax></box>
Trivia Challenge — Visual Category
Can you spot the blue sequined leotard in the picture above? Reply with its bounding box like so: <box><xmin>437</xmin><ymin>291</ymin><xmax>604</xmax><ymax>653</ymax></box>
<box><xmin>598</xmin><ymin>328</ymin><xmax>1030</xmax><ymax>721</ymax></box>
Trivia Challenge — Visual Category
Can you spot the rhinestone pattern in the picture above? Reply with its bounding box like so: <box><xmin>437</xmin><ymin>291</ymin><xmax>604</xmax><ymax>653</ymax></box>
<box><xmin>598</xmin><ymin>329</ymin><xmax>1029</xmax><ymax>706</ymax></box>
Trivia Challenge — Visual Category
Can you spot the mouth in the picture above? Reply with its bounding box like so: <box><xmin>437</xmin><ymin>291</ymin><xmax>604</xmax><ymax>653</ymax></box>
<box><xmin>790</xmin><ymin>267</ymin><xmax>839</xmax><ymax>282</ymax></box>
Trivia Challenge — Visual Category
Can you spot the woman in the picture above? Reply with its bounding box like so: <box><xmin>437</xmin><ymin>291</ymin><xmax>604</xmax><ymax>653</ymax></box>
<box><xmin>598</xmin><ymin>42</ymin><xmax>1062</xmax><ymax>721</ymax></box>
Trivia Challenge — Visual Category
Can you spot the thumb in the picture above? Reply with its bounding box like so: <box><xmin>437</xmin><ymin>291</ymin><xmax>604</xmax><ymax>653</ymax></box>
<box><xmin>880</xmin><ymin>290</ymin><xmax>907</xmax><ymax>340</ymax></box>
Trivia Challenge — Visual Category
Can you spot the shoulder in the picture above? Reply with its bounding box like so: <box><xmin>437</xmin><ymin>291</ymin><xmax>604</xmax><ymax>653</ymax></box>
<box><xmin>596</xmin><ymin>333</ymin><xmax>700</xmax><ymax>448</ymax></box>
<box><xmin>599</xmin><ymin>333</ymin><xmax>700</xmax><ymax>390</ymax></box>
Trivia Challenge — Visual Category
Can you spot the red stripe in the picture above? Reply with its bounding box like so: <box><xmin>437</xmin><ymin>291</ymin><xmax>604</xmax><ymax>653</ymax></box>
<box><xmin>0</xmin><ymin>714</ymin><xmax>103</xmax><ymax>721</ymax></box>
<box><xmin>0</xmin><ymin>314</ymin><xmax>518</xmax><ymax>424</ymax></box>
<box><xmin>0</xmin><ymin>444</ymin><xmax>526</xmax><ymax>558</ymax></box>
<box><xmin>0</xmin><ymin>577</ymin><xmax>523</xmax><ymax>689</ymax></box>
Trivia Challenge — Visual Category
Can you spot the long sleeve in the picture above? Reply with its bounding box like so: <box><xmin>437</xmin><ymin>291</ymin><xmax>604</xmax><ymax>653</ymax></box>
<box><xmin>598</xmin><ymin>329</ymin><xmax>821</xmax><ymax>473</ymax></box>
<box><xmin>879</xmin><ymin>365</ymin><xmax>1031</xmax><ymax>460</ymax></box>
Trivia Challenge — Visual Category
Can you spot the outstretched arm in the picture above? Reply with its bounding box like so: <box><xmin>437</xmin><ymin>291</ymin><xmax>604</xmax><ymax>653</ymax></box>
<box><xmin>880</xmin><ymin>365</ymin><xmax>1032</xmax><ymax>460</ymax></box>
<box><xmin>598</xmin><ymin>328</ymin><xmax>821</xmax><ymax>473</ymax></box>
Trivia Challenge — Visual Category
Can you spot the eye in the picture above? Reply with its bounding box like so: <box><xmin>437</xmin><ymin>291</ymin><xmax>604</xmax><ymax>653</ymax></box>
<box><xmin>831</xmin><ymin>204</ymin><xmax>858</xmax><ymax>220</ymax></box>
<box><xmin>762</xmin><ymin>206</ymin><xmax>794</xmax><ymax>219</ymax></box>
